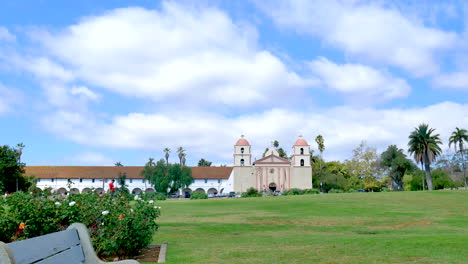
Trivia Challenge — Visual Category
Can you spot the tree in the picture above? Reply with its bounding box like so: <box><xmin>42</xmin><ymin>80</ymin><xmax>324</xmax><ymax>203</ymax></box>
<box><xmin>345</xmin><ymin>141</ymin><xmax>381</xmax><ymax>191</ymax></box>
<box><xmin>408</xmin><ymin>124</ymin><xmax>442</xmax><ymax>190</ymax></box>
<box><xmin>177</xmin><ymin>147</ymin><xmax>185</xmax><ymax>165</ymax></box>
<box><xmin>448</xmin><ymin>127</ymin><xmax>467</xmax><ymax>188</ymax></box>
<box><xmin>273</xmin><ymin>140</ymin><xmax>279</xmax><ymax>149</ymax></box>
<box><xmin>0</xmin><ymin>145</ymin><xmax>28</xmax><ymax>193</ymax></box>
<box><xmin>198</xmin><ymin>158</ymin><xmax>212</xmax><ymax>167</ymax></box>
<box><xmin>114</xmin><ymin>161</ymin><xmax>123</xmax><ymax>166</ymax></box>
<box><xmin>163</xmin><ymin>148</ymin><xmax>171</xmax><ymax>165</ymax></box>
<box><xmin>315</xmin><ymin>135</ymin><xmax>325</xmax><ymax>172</ymax></box>
<box><xmin>380</xmin><ymin>145</ymin><xmax>414</xmax><ymax>190</ymax></box>
<box><xmin>142</xmin><ymin>158</ymin><xmax>193</xmax><ymax>194</ymax></box>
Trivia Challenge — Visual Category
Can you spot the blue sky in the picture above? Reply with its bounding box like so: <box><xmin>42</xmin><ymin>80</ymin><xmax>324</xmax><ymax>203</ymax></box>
<box><xmin>0</xmin><ymin>0</ymin><xmax>467</xmax><ymax>166</ymax></box>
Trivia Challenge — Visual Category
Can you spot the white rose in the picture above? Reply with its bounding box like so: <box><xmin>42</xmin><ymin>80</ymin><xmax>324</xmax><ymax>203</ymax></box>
<box><xmin>102</xmin><ymin>210</ymin><xmax>109</xmax><ymax>215</ymax></box>
<box><xmin>149</xmin><ymin>200</ymin><xmax>154</xmax><ymax>204</ymax></box>
<box><xmin>55</xmin><ymin>202</ymin><xmax>61</xmax><ymax>206</ymax></box>
<box><xmin>69</xmin><ymin>201</ymin><xmax>76</xmax><ymax>206</ymax></box>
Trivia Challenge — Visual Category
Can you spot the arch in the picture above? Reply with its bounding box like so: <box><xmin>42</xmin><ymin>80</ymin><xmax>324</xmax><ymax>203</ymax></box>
<box><xmin>70</xmin><ymin>188</ymin><xmax>80</xmax><ymax>194</ymax></box>
<box><xmin>82</xmin><ymin>188</ymin><xmax>92</xmax><ymax>193</ymax></box>
<box><xmin>240</xmin><ymin>159</ymin><xmax>245</xmax><ymax>166</ymax></box>
<box><xmin>300</xmin><ymin>159</ymin><xmax>304</xmax><ymax>166</ymax></box>
<box><xmin>219</xmin><ymin>188</ymin><xmax>224</xmax><ymax>194</ymax></box>
<box><xmin>184</xmin><ymin>188</ymin><xmax>192</xmax><ymax>193</ymax></box>
<box><xmin>132</xmin><ymin>188</ymin><xmax>142</xmax><ymax>194</ymax></box>
<box><xmin>57</xmin><ymin>188</ymin><xmax>67</xmax><ymax>195</ymax></box>
<box><xmin>207</xmin><ymin>188</ymin><xmax>218</xmax><ymax>196</ymax></box>
<box><xmin>269</xmin><ymin>182</ymin><xmax>277</xmax><ymax>192</ymax></box>
<box><xmin>194</xmin><ymin>188</ymin><xmax>205</xmax><ymax>193</ymax></box>
<box><xmin>145</xmin><ymin>188</ymin><xmax>155</xmax><ymax>193</ymax></box>
<box><xmin>240</xmin><ymin>147</ymin><xmax>244</xmax><ymax>154</ymax></box>
<box><xmin>95</xmin><ymin>188</ymin><xmax>104</xmax><ymax>194</ymax></box>
<box><xmin>300</xmin><ymin>148</ymin><xmax>304</xmax><ymax>155</ymax></box>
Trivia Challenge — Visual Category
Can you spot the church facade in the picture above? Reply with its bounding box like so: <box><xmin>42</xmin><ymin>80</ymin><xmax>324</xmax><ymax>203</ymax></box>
<box><xmin>26</xmin><ymin>136</ymin><xmax>313</xmax><ymax>195</ymax></box>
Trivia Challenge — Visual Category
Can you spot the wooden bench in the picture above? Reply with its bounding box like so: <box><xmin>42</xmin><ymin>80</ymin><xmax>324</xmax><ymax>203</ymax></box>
<box><xmin>0</xmin><ymin>223</ymin><xmax>139</xmax><ymax>264</ymax></box>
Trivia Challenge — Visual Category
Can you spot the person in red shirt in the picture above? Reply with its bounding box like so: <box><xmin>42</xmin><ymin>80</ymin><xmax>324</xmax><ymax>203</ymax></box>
<box><xmin>109</xmin><ymin>179</ymin><xmax>115</xmax><ymax>193</ymax></box>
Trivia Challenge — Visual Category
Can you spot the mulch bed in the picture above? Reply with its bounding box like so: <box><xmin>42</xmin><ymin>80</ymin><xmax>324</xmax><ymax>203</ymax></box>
<box><xmin>134</xmin><ymin>244</ymin><xmax>161</xmax><ymax>262</ymax></box>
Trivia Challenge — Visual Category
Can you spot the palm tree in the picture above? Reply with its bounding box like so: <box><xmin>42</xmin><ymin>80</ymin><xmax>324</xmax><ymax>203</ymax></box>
<box><xmin>177</xmin><ymin>147</ymin><xmax>185</xmax><ymax>165</ymax></box>
<box><xmin>315</xmin><ymin>135</ymin><xmax>325</xmax><ymax>172</ymax></box>
<box><xmin>449</xmin><ymin>127</ymin><xmax>468</xmax><ymax>188</ymax></box>
<box><xmin>15</xmin><ymin>143</ymin><xmax>25</xmax><ymax>192</ymax></box>
<box><xmin>163</xmin><ymin>148</ymin><xmax>171</xmax><ymax>165</ymax></box>
<box><xmin>408</xmin><ymin>124</ymin><xmax>442</xmax><ymax>190</ymax></box>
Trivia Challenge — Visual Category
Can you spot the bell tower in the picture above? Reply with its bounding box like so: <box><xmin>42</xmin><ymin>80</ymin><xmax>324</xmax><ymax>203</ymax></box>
<box><xmin>292</xmin><ymin>135</ymin><xmax>311</xmax><ymax>167</ymax></box>
<box><xmin>234</xmin><ymin>135</ymin><xmax>251</xmax><ymax>166</ymax></box>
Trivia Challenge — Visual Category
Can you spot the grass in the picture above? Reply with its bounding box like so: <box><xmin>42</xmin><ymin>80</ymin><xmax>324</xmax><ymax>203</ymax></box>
<box><xmin>147</xmin><ymin>191</ymin><xmax>468</xmax><ymax>264</ymax></box>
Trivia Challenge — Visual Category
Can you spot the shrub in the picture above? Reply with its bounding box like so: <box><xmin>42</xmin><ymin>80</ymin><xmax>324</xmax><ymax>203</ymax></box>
<box><xmin>328</xmin><ymin>189</ymin><xmax>344</xmax><ymax>193</ymax></box>
<box><xmin>346</xmin><ymin>188</ymin><xmax>357</xmax><ymax>193</ymax></box>
<box><xmin>241</xmin><ymin>187</ymin><xmax>262</xmax><ymax>198</ymax></box>
<box><xmin>190</xmin><ymin>191</ymin><xmax>208</xmax><ymax>200</ymax></box>
<box><xmin>0</xmin><ymin>191</ymin><xmax>159</xmax><ymax>258</ymax></box>
<box><xmin>381</xmin><ymin>187</ymin><xmax>392</xmax><ymax>192</ymax></box>
<box><xmin>304</xmin><ymin>189</ymin><xmax>319</xmax><ymax>195</ymax></box>
<box><xmin>282</xmin><ymin>188</ymin><xmax>304</xmax><ymax>196</ymax></box>
<box><xmin>141</xmin><ymin>192</ymin><xmax>166</xmax><ymax>201</ymax></box>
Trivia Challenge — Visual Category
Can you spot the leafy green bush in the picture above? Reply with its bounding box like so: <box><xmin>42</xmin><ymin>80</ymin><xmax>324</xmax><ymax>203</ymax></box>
<box><xmin>346</xmin><ymin>188</ymin><xmax>357</xmax><ymax>193</ymax></box>
<box><xmin>304</xmin><ymin>189</ymin><xmax>319</xmax><ymax>195</ymax></box>
<box><xmin>141</xmin><ymin>192</ymin><xmax>166</xmax><ymax>201</ymax></box>
<box><xmin>0</xmin><ymin>191</ymin><xmax>159</xmax><ymax>258</ymax></box>
<box><xmin>241</xmin><ymin>187</ymin><xmax>262</xmax><ymax>197</ymax></box>
<box><xmin>381</xmin><ymin>187</ymin><xmax>392</xmax><ymax>192</ymax></box>
<box><xmin>282</xmin><ymin>188</ymin><xmax>304</xmax><ymax>196</ymax></box>
<box><xmin>328</xmin><ymin>189</ymin><xmax>344</xmax><ymax>193</ymax></box>
<box><xmin>190</xmin><ymin>191</ymin><xmax>208</xmax><ymax>200</ymax></box>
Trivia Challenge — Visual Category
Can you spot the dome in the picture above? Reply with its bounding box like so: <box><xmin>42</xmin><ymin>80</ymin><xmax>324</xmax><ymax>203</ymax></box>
<box><xmin>294</xmin><ymin>135</ymin><xmax>309</xmax><ymax>146</ymax></box>
<box><xmin>235</xmin><ymin>135</ymin><xmax>250</xmax><ymax>146</ymax></box>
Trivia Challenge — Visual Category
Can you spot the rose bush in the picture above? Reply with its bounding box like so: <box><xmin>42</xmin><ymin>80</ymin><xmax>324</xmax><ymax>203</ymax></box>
<box><xmin>0</xmin><ymin>191</ymin><xmax>160</xmax><ymax>259</ymax></box>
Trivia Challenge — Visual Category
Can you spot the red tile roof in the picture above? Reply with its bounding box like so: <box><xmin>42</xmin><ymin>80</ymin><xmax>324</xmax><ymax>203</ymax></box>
<box><xmin>25</xmin><ymin>166</ymin><xmax>233</xmax><ymax>180</ymax></box>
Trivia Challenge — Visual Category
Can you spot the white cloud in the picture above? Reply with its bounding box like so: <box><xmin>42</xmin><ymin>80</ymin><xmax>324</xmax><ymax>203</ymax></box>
<box><xmin>34</xmin><ymin>2</ymin><xmax>313</xmax><ymax>107</ymax></box>
<box><xmin>309</xmin><ymin>57</ymin><xmax>411</xmax><ymax>102</ymax></box>
<box><xmin>0</xmin><ymin>27</ymin><xmax>15</xmax><ymax>42</ymax></box>
<box><xmin>0</xmin><ymin>83</ymin><xmax>22</xmax><ymax>114</ymax></box>
<box><xmin>433</xmin><ymin>72</ymin><xmax>468</xmax><ymax>91</ymax></box>
<box><xmin>255</xmin><ymin>0</ymin><xmax>457</xmax><ymax>76</ymax></box>
<box><xmin>69</xmin><ymin>152</ymin><xmax>114</xmax><ymax>166</ymax></box>
<box><xmin>70</xmin><ymin>85</ymin><xmax>100</xmax><ymax>101</ymax></box>
<box><xmin>41</xmin><ymin>102</ymin><xmax>468</xmax><ymax>163</ymax></box>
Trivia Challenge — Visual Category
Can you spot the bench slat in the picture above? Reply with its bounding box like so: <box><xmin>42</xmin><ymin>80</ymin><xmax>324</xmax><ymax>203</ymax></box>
<box><xmin>8</xmin><ymin>229</ymin><xmax>82</xmax><ymax>264</ymax></box>
<box><xmin>36</xmin><ymin>245</ymin><xmax>84</xmax><ymax>264</ymax></box>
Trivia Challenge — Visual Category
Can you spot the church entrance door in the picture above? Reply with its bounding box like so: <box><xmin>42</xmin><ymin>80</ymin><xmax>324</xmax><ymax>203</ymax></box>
<box><xmin>269</xmin><ymin>183</ymin><xmax>277</xmax><ymax>192</ymax></box>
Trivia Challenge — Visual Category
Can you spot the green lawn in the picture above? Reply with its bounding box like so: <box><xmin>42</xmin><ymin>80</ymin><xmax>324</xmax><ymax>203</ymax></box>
<box><xmin>149</xmin><ymin>191</ymin><xmax>468</xmax><ymax>264</ymax></box>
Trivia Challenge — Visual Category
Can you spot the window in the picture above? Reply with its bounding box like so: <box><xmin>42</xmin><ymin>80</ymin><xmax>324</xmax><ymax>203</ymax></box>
<box><xmin>205</xmin><ymin>179</ymin><xmax>208</xmax><ymax>184</ymax></box>
<box><xmin>37</xmin><ymin>179</ymin><xmax>40</xmax><ymax>182</ymax></box>
<box><xmin>130</xmin><ymin>179</ymin><xmax>133</xmax><ymax>183</ymax></box>
<box><xmin>142</xmin><ymin>179</ymin><xmax>146</xmax><ymax>183</ymax></box>
<box><xmin>300</xmin><ymin>148</ymin><xmax>304</xmax><ymax>155</ymax></box>
<box><xmin>80</xmin><ymin>178</ymin><xmax>83</xmax><ymax>183</ymax></box>
<box><xmin>51</xmin><ymin>178</ymin><xmax>54</xmax><ymax>182</ymax></box>
<box><xmin>300</xmin><ymin>159</ymin><xmax>305</xmax><ymax>166</ymax></box>
<box><xmin>92</xmin><ymin>179</ymin><xmax>95</xmax><ymax>183</ymax></box>
<box><xmin>241</xmin><ymin>147</ymin><xmax>244</xmax><ymax>154</ymax></box>
<box><xmin>240</xmin><ymin>159</ymin><xmax>245</xmax><ymax>166</ymax></box>
<box><xmin>218</xmin><ymin>179</ymin><xmax>221</xmax><ymax>184</ymax></box>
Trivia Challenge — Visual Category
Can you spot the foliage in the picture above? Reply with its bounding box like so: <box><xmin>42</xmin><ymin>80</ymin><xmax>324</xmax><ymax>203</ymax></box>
<box><xmin>0</xmin><ymin>145</ymin><xmax>29</xmax><ymax>193</ymax></box>
<box><xmin>262</xmin><ymin>141</ymin><xmax>288</xmax><ymax>159</ymax></box>
<box><xmin>431</xmin><ymin>168</ymin><xmax>456</xmax><ymax>189</ymax></box>
<box><xmin>448</xmin><ymin>127</ymin><xmax>467</xmax><ymax>187</ymax></box>
<box><xmin>328</xmin><ymin>189</ymin><xmax>344</xmax><ymax>193</ymax></box>
<box><xmin>140</xmin><ymin>192</ymin><xmax>166</xmax><ymax>201</ymax></box>
<box><xmin>142</xmin><ymin>158</ymin><xmax>193</xmax><ymax>194</ymax></box>
<box><xmin>163</xmin><ymin>148</ymin><xmax>171</xmax><ymax>165</ymax></box>
<box><xmin>0</xmin><ymin>191</ymin><xmax>159</xmax><ymax>258</ymax></box>
<box><xmin>241</xmin><ymin>187</ymin><xmax>261</xmax><ymax>197</ymax></box>
<box><xmin>408</xmin><ymin>123</ymin><xmax>443</xmax><ymax>190</ymax></box>
<box><xmin>282</xmin><ymin>188</ymin><xmax>304</xmax><ymax>195</ymax></box>
<box><xmin>190</xmin><ymin>191</ymin><xmax>208</xmax><ymax>200</ymax></box>
<box><xmin>177</xmin><ymin>147</ymin><xmax>186</xmax><ymax>166</ymax></box>
<box><xmin>345</xmin><ymin>141</ymin><xmax>382</xmax><ymax>191</ymax></box>
<box><xmin>304</xmin><ymin>189</ymin><xmax>320</xmax><ymax>194</ymax></box>
<box><xmin>380</xmin><ymin>145</ymin><xmax>414</xmax><ymax>190</ymax></box>
<box><xmin>197</xmin><ymin>158</ymin><xmax>212</xmax><ymax>167</ymax></box>
<box><xmin>315</xmin><ymin>135</ymin><xmax>325</xmax><ymax>154</ymax></box>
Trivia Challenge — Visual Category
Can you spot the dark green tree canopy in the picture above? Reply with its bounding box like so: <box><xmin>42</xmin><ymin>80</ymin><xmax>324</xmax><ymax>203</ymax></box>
<box><xmin>380</xmin><ymin>145</ymin><xmax>414</xmax><ymax>190</ymax></box>
<box><xmin>0</xmin><ymin>144</ymin><xmax>28</xmax><ymax>193</ymax></box>
<box><xmin>142</xmin><ymin>158</ymin><xmax>193</xmax><ymax>194</ymax></box>
<box><xmin>198</xmin><ymin>158</ymin><xmax>212</xmax><ymax>167</ymax></box>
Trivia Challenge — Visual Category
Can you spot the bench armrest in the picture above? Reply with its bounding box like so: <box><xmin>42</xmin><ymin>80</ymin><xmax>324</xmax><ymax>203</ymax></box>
<box><xmin>67</xmin><ymin>223</ymin><xmax>140</xmax><ymax>264</ymax></box>
<box><xmin>0</xmin><ymin>242</ymin><xmax>16</xmax><ymax>264</ymax></box>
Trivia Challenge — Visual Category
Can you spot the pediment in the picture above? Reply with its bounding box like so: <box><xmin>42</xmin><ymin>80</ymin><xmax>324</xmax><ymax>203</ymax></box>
<box><xmin>254</xmin><ymin>154</ymin><xmax>290</xmax><ymax>165</ymax></box>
